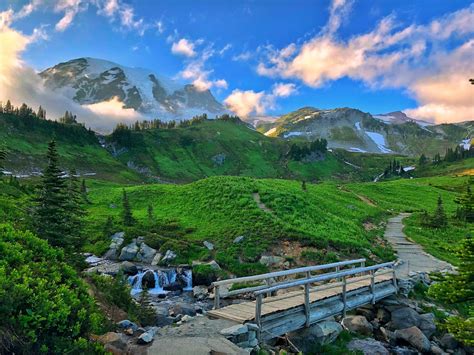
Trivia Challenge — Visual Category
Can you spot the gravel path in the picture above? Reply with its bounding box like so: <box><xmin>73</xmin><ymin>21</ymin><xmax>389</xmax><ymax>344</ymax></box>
<box><xmin>385</xmin><ymin>213</ymin><xmax>454</xmax><ymax>278</ymax></box>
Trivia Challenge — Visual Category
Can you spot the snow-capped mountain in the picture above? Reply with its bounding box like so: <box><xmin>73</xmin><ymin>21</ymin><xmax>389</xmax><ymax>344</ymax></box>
<box><xmin>258</xmin><ymin>107</ymin><xmax>472</xmax><ymax>156</ymax></box>
<box><xmin>40</xmin><ymin>57</ymin><xmax>226</xmax><ymax>120</ymax></box>
<box><xmin>373</xmin><ymin>111</ymin><xmax>433</xmax><ymax>127</ymax></box>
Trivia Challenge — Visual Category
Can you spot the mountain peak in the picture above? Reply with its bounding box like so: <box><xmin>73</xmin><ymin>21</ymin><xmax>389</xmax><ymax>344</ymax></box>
<box><xmin>40</xmin><ymin>57</ymin><xmax>226</xmax><ymax>121</ymax></box>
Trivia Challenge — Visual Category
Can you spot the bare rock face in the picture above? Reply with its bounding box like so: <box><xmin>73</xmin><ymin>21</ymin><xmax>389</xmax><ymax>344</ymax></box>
<box><xmin>395</xmin><ymin>326</ymin><xmax>431</xmax><ymax>353</ymax></box>
<box><xmin>390</xmin><ymin>307</ymin><xmax>436</xmax><ymax>338</ymax></box>
<box><xmin>342</xmin><ymin>315</ymin><xmax>374</xmax><ymax>336</ymax></box>
<box><xmin>347</xmin><ymin>338</ymin><xmax>389</xmax><ymax>355</ymax></box>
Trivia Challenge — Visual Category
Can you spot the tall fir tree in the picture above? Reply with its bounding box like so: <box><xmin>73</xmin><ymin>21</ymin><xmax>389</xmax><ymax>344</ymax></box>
<box><xmin>147</xmin><ymin>204</ymin><xmax>154</xmax><ymax>223</ymax></box>
<box><xmin>81</xmin><ymin>178</ymin><xmax>90</xmax><ymax>203</ymax></box>
<box><xmin>65</xmin><ymin>168</ymin><xmax>86</xmax><ymax>249</ymax></box>
<box><xmin>122</xmin><ymin>189</ymin><xmax>135</xmax><ymax>226</ymax></box>
<box><xmin>33</xmin><ymin>139</ymin><xmax>69</xmax><ymax>248</ymax></box>
<box><xmin>454</xmin><ymin>178</ymin><xmax>474</xmax><ymax>223</ymax></box>
<box><xmin>0</xmin><ymin>145</ymin><xmax>6</xmax><ymax>171</ymax></box>
<box><xmin>431</xmin><ymin>195</ymin><xmax>448</xmax><ymax>228</ymax></box>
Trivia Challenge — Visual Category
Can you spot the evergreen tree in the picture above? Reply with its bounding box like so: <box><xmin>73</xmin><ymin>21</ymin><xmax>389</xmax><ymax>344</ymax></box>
<box><xmin>122</xmin><ymin>189</ymin><xmax>134</xmax><ymax>226</ymax></box>
<box><xmin>0</xmin><ymin>145</ymin><xmax>6</xmax><ymax>171</ymax></box>
<box><xmin>81</xmin><ymin>178</ymin><xmax>90</xmax><ymax>203</ymax></box>
<box><xmin>64</xmin><ymin>168</ymin><xmax>86</xmax><ymax>249</ymax></box>
<box><xmin>33</xmin><ymin>139</ymin><xmax>69</xmax><ymax>248</ymax></box>
<box><xmin>301</xmin><ymin>180</ymin><xmax>307</xmax><ymax>191</ymax></box>
<box><xmin>103</xmin><ymin>216</ymin><xmax>115</xmax><ymax>238</ymax></box>
<box><xmin>418</xmin><ymin>153</ymin><xmax>428</xmax><ymax>166</ymax></box>
<box><xmin>455</xmin><ymin>179</ymin><xmax>474</xmax><ymax>223</ymax></box>
<box><xmin>4</xmin><ymin>100</ymin><xmax>12</xmax><ymax>114</ymax></box>
<box><xmin>431</xmin><ymin>195</ymin><xmax>448</xmax><ymax>228</ymax></box>
<box><xmin>147</xmin><ymin>204</ymin><xmax>154</xmax><ymax>223</ymax></box>
<box><xmin>37</xmin><ymin>105</ymin><xmax>46</xmax><ymax>119</ymax></box>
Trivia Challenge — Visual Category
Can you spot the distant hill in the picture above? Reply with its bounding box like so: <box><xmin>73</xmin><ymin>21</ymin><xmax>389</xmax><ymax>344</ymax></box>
<box><xmin>259</xmin><ymin>107</ymin><xmax>473</xmax><ymax>156</ymax></box>
<box><xmin>40</xmin><ymin>57</ymin><xmax>227</xmax><ymax>120</ymax></box>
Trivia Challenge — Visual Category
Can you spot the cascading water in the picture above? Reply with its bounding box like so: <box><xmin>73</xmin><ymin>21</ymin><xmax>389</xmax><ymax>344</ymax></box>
<box><xmin>127</xmin><ymin>268</ymin><xmax>192</xmax><ymax>295</ymax></box>
<box><xmin>182</xmin><ymin>269</ymin><xmax>193</xmax><ymax>291</ymax></box>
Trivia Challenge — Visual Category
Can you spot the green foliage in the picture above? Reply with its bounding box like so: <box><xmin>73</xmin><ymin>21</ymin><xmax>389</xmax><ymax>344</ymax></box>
<box><xmin>454</xmin><ymin>178</ymin><xmax>474</xmax><ymax>223</ymax></box>
<box><xmin>428</xmin><ymin>237</ymin><xmax>473</xmax><ymax>345</ymax></box>
<box><xmin>122</xmin><ymin>189</ymin><xmax>135</xmax><ymax>226</ymax></box>
<box><xmin>0</xmin><ymin>223</ymin><xmax>104</xmax><ymax>354</ymax></box>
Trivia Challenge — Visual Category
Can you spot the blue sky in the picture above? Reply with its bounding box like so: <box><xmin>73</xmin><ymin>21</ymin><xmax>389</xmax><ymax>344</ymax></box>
<box><xmin>1</xmin><ymin>0</ymin><xmax>473</xmax><ymax>123</ymax></box>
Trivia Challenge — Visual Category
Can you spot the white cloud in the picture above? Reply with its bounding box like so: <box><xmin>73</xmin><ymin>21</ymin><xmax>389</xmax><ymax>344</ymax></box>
<box><xmin>171</xmin><ymin>38</ymin><xmax>197</xmax><ymax>57</ymax></box>
<box><xmin>224</xmin><ymin>90</ymin><xmax>267</xmax><ymax>117</ymax></box>
<box><xmin>54</xmin><ymin>0</ymin><xmax>85</xmax><ymax>32</ymax></box>
<box><xmin>232</xmin><ymin>51</ymin><xmax>252</xmax><ymax>62</ymax></box>
<box><xmin>84</xmin><ymin>96</ymin><xmax>143</xmax><ymax>122</ymax></box>
<box><xmin>256</xmin><ymin>3</ymin><xmax>474</xmax><ymax>123</ymax></box>
<box><xmin>272</xmin><ymin>82</ymin><xmax>297</xmax><ymax>97</ymax></box>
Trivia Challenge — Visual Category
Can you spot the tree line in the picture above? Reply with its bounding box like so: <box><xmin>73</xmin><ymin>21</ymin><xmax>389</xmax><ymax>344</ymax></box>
<box><xmin>286</xmin><ymin>138</ymin><xmax>328</xmax><ymax>161</ymax></box>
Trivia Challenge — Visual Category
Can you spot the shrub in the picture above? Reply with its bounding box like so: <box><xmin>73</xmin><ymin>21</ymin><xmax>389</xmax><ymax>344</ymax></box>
<box><xmin>0</xmin><ymin>223</ymin><xmax>105</xmax><ymax>354</ymax></box>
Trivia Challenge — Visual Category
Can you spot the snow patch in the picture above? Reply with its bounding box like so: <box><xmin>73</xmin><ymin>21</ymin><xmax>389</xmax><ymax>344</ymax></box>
<box><xmin>366</xmin><ymin>131</ymin><xmax>392</xmax><ymax>154</ymax></box>
<box><xmin>347</xmin><ymin>147</ymin><xmax>367</xmax><ymax>153</ymax></box>
<box><xmin>355</xmin><ymin>121</ymin><xmax>361</xmax><ymax>131</ymax></box>
<box><xmin>283</xmin><ymin>131</ymin><xmax>305</xmax><ymax>138</ymax></box>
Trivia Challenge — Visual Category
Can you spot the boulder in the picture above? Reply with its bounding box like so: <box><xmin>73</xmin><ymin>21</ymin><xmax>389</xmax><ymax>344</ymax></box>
<box><xmin>390</xmin><ymin>307</ymin><xmax>422</xmax><ymax>330</ymax></box>
<box><xmin>395</xmin><ymin>326</ymin><xmax>431</xmax><ymax>353</ymax></box>
<box><xmin>193</xmin><ymin>285</ymin><xmax>209</xmax><ymax>300</ymax></box>
<box><xmin>136</xmin><ymin>243</ymin><xmax>157</xmax><ymax>264</ymax></box>
<box><xmin>120</xmin><ymin>261</ymin><xmax>137</xmax><ymax>275</ymax></box>
<box><xmin>103</xmin><ymin>232</ymin><xmax>125</xmax><ymax>260</ymax></box>
<box><xmin>347</xmin><ymin>338</ymin><xmax>389</xmax><ymax>355</ymax></box>
<box><xmin>203</xmin><ymin>241</ymin><xmax>214</xmax><ymax>250</ymax></box>
<box><xmin>342</xmin><ymin>315</ymin><xmax>374</xmax><ymax>335</ymax></box>
<box><xmin>137</xmin><ymin>327</ymin><xmax>157</xmax><ymax>344</ymax></box>
<box><xmin>163</xmin><ymin>281</ymin><xmax>183</xmax><ymax>292</ymax></box>
<box><xmin>233</xmin><ymin>236</ymin><xmax>244</xmax><ymax>244</ymax></box>
<box><xmin>169</xmin><ymin>303</ymin><xmax>196</xmax><ymax>317</ymax></box>
<box><xmin>141</xmin><ymin>270</ymin><xmax>156</xmax><ymax>289</ymax></box>
<box><xmin>357</xmin><ymin>306</ymin><xmax>376</xmax><ymax>321</ymax></box>
<box><xmin>85</xmin><ymin>262</ymin><xmax>121</xmax><ymax>275</ymax></box>
<box><xmin>430</xmin><ymin>344</ymin><xmax>448</xmax><ymax>355</ymax></box>
<box><xmin>220</xmin><ymin>324</ymin><xmax>248</xmax><ymax>337</ymax></box>
<box><xmin>207</xmin><ymin>260</ymin><xmax>221</xmax><ymax>270</ymax></box>
<box><xmin>259</xmin><ymin>255</ymin><xmax>285</xmax><ymax>267</ymax></box>
<box><xmin>439</xmin><ymin>333</ymin><xmax>459</xmax><ymax>350</ymax></box>
<box><xmin>376</xmin><ymin>308</ymin><xmax>391</xmax><ymax>323</ymax></box>
<box><xmin>288</xmin><ymin>321</ymin><xmax>342</xmax><ymax>353</ymax></box>
<box><xmin>162</xmin><ymin>250</ymin><xmax>177</xmax><ymax>263</ymax></box>
<box><xmin>151</xmin><ymin>253</ymin><xmax>162</xmax><ymax>266</ymax></box>
<box><xmin>95</xmin><ymin>332</ymin><xmax>129</xmax><ymax>353</ymax></box>
<box><xmin>419</xmin><ymin>313</ymin><xmax>436</xmax><ymax>338</ymax></box>
<box><xmin>117</xmin><ymin>320</ymin><xmax>138</xmax><ymax>332</ymax></box>
<box><xmin>119</xmin><ymin>241</ymin><xmax>139</xmax><ymax>261</ymax></box>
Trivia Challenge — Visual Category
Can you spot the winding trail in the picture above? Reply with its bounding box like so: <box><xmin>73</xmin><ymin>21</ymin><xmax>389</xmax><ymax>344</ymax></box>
<box><xmin>385</xmin><ymin>213</ymin><xmax>454</xmax><ymax>278</ymax></box>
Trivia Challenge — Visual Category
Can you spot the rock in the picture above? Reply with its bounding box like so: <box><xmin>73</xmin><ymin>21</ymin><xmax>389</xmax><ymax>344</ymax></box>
<box><xmin>378</xmin><ymin>326</ymin><xmax>396</xmax><ymax>344</ymax></box>
<box><xmin>137</xmin><ymin>327</ymin><xmax>157</xmax><ymax>344</ymax></box>
<box><xmin>162</xmin><ymin>250</ymin><xmax>177</xmax><ymax>263</ymax></box>
<box><xmin>357</xmin><ymin>306</ymin><xmax>376</xmax><ymax>321</ymax></box>
<box><xmin>288</xmin><ymin>321</ymin><xmax>342</xmax><ymax>352</ymax></box>
<box><xmin>376</xmin><ymin>308</ymin><xmax>391</xmax><ymax>323</ymax></box>
<box><xmin>439</xmin><ymin>333</ymin><xmax>459</xmax><ymax>350</ymax></box>
<box><xmin>220</xmin><ymin>324</ymin><xmax>248</xmax><ymax>337</ymax></box>
<box><xmin>151</xmin><ymin>253</ymin><xmax>162</xmax><ymax>266</ymax></box>
<box><xmin>163</xmin><ymin>281</ymin><xmax>183</xmax><ymax>292</ymax></box>
<box><xmin>347</xmin><ymin>338</ymin><xmax>389</xmax><ymax>355</ymax></box>
<box><xmin>181</xmin><ymin>315</ymin><xmax>193</xmax><ymax>323</ymax></box>
<box><xmin>342</xmin><ymin>315</ymin><xmax>374</xmax><ymax>335</ymax></box>
<box><xmin>419</xmin><ymin>313</ymin><xmax>436</xmax><ymax>338</ymax></box>
<box><xmin>203</xmin><ymin>241</ymin><xmax>214</xmax><ymax>250</ymax></box>
<box><xmin>169</xmin><ymin>303</ymin><xmax>196</xmax><ymax>317</ymax></box>
<box><xmin>85</xmin><ymin>262</ymin><xmax>121</xmax><ymax>275</ymax></box>
<box><xmin>103</xmin><ymin>232</ymin><xmax>125</xmax><ymax>260</ymax></box>
<box><xmin>390</xmin><ymin>307</ymin><xmax>422</xmax><ymax>330</ymax></box>
<box><xmin>95</xmin><ymin>332</ymin><xmax>129</xmax><ymax>353</ymax></box>
<box><xmin>124</xmin><ymin>328</ymin><xmax>134</xmax><ymax>336</ymax></box>
<box><xmin>233</xmin><ymin>236</ymin><xmax>244</xmax><ymax>244</ymax></box>
<box><xmin>141</xmin><ymin>270</ymin><xmax>155</xmax><ymax>289</ymax></box>
<box><xmin>207</xmin><ymin>260</ymin><xmax>221</xmax><ymax>270</ymax></box>
<box><xmin>391</xmin><ymin>346</ymin><xmax>418</xmax><ymax>355</ymax></box>
<box><xmin>193</xmin><ymin>285</ymin><xmax>209</xmax><ymax>300</ymax></box>
<box><xmin>136</xmin><ymin>243</ymin><xmax>157</xmax><ymax>264</ymax></box>
<box><xmin>395</xmin><ymin>326</ymin><xmax>431</xmax><ymax>353</ymax></box>
<box><xmin>259</xmin><ymin>255</ymin><xmax>285</xmax><ymax>267</ymax></box>
<box><xmin>117</xmin><ymin>320</ymin><xmax>138</xmax><ymax>332</ymax></box>
<box><xmin>146</xmin><ymin>336</ymin><xmax>248</xmax><ymax>355</ymax></box>
<box><xmin>431</xmin><ymin>344</ymin><xmax>448</xmax><ymax>355</ymax></box>
<box><xmin>120</xmin><ymin>261</ymin><xmax>137</xmax><ymax>275</ymax></box>
<box><xmin>119</xmin><ymin>240</ymin><xmax>139</xmax><ymax>261</ymax></box>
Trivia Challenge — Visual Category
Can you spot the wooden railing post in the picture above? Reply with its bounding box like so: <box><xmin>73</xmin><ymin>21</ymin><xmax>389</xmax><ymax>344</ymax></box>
<box><xmin>256</xmin><ymin>294</ymin><xmax>263</xmax><ymax>342</ymax></box>
<box><xmin>304</xmin><ymin>271</ymin><xmax>311</xmax><ymax>327</ymax></box>
<box><xmin>214</xmin><ymin>285</ymin><xmax>220</xmax><ymax>309</ymax></box>
<box><xmin>392</xmin><ymin>266</ymin><xmax>398</xmax><ymax>292</ymax></box>
<box><xmin>342</xmin><ymin>276</ymin><xmax>347</xmax><ymax>317</ymax></box>
<box><xmin>335</xmin><ymin>265</ymin><xmax>340</xmax><ymax>281</ymax></box>
<box><xmin>361</xmin><ymin>260</ymin><xmax>366</xmax><ymax>276</ymax></box>
<box><xmin>370</xmin><ymin>270</ymin><xmax>376</xmax><ymax>304</ymax></box>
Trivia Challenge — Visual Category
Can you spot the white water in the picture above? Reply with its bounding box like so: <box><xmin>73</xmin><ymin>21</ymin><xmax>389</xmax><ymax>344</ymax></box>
<box><xmin>128</xmin><ymin>269</ymin><xmax>192</xmax><ymax>296</ymax></box>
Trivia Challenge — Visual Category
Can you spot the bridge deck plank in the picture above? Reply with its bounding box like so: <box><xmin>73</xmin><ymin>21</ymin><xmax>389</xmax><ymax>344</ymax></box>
<box><xmin>208</xmin><ymin>273</ymin><xmax>393</xmax><ymax>323</ymax></box>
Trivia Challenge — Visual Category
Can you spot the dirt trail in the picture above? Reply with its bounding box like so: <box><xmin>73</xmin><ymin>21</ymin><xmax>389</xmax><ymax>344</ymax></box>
<box><xmin>252</xmin><ymin>192</ymin><xmax>273</xmax><ymax>213</ymax></box>
<box><xmin>385</xmin><ymin>213</ymin><xmax>454</xmax><ymax>278</ymax></box>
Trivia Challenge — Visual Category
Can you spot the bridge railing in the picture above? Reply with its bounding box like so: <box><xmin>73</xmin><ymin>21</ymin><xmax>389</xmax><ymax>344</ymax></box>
<box><xmin>211</xmin><ymin>258</ymin><xmax>366</xmax><ymax>309</ymax></box>
<box><xmin>253</xmin><ymin>261</ymin><xmax>396</xmax><ymax>332</ymax></box>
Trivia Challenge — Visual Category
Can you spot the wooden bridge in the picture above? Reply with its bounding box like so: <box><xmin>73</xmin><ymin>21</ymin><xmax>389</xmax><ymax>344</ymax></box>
<box><xmin>208</xmin><ymin>259</ymin><xmax>397</xmax><ymax>341</ymax></box>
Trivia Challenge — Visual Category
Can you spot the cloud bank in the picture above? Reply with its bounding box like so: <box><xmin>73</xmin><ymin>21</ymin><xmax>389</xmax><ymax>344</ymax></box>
<box><xmin>256</xmin><ymin>1</ymin><xmax>474</xmax><ymax>123</ymax></box>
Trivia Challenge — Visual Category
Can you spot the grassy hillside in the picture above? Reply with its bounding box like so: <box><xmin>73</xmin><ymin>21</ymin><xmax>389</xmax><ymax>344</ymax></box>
<box><xmin>0</xmin><ymin>112</ymin><xmax>141</xmax><ymax>183</ymax></box>
<box><xmin>81</xmin><ymin>173</ymin><xmax>470</xmax><ymax>274</ymax></box>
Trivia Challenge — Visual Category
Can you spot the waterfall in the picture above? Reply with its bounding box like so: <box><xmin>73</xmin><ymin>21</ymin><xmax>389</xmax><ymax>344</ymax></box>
<box><xmin>127</xmin><ymin>268</ymin><xmax>193</xmax><ymax>295</ymax></box>
<box><xmin>183</xmin><ymin>269</ymin><xmax>193</xmax><ymax>291</ymax></box>
<box><xmin>148</xmin><ymin>271</ymin><xmax>166</xmax><ymax>295</ymax></box>
<box><xmin>128</xmin><ymin>271</ymin><xmax>144</xmax><ymax>296</ymax></box>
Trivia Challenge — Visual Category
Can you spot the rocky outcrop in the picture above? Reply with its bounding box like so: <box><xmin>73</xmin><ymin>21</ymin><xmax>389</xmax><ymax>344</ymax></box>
<box><xmin>342</xmin><ymin>315</ymin><xmax>374</xmax><ymax>335</ymax></box>
<box><xmin>395</xmin><ymin>326</ymin><xmax>431</xmax><ymax>352</ymax></box>
<box><xmin>103</xmin><ymin>232</ymin><xmax>125</xmax><ymax>260</ymax></box>
<box><xmin>117</xmin><ymin>237</ymin><xmax>157</xmax><ymax>263</ymax></box>
<box><xmin>347</xmin><ymin>338</ymin><xmax>389</xmax><ymax>355</ymax></box>
<box><xmin>288</xmin><ymin>320</ymin><xmax>343</xmax><ymax>352</ymax></box>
